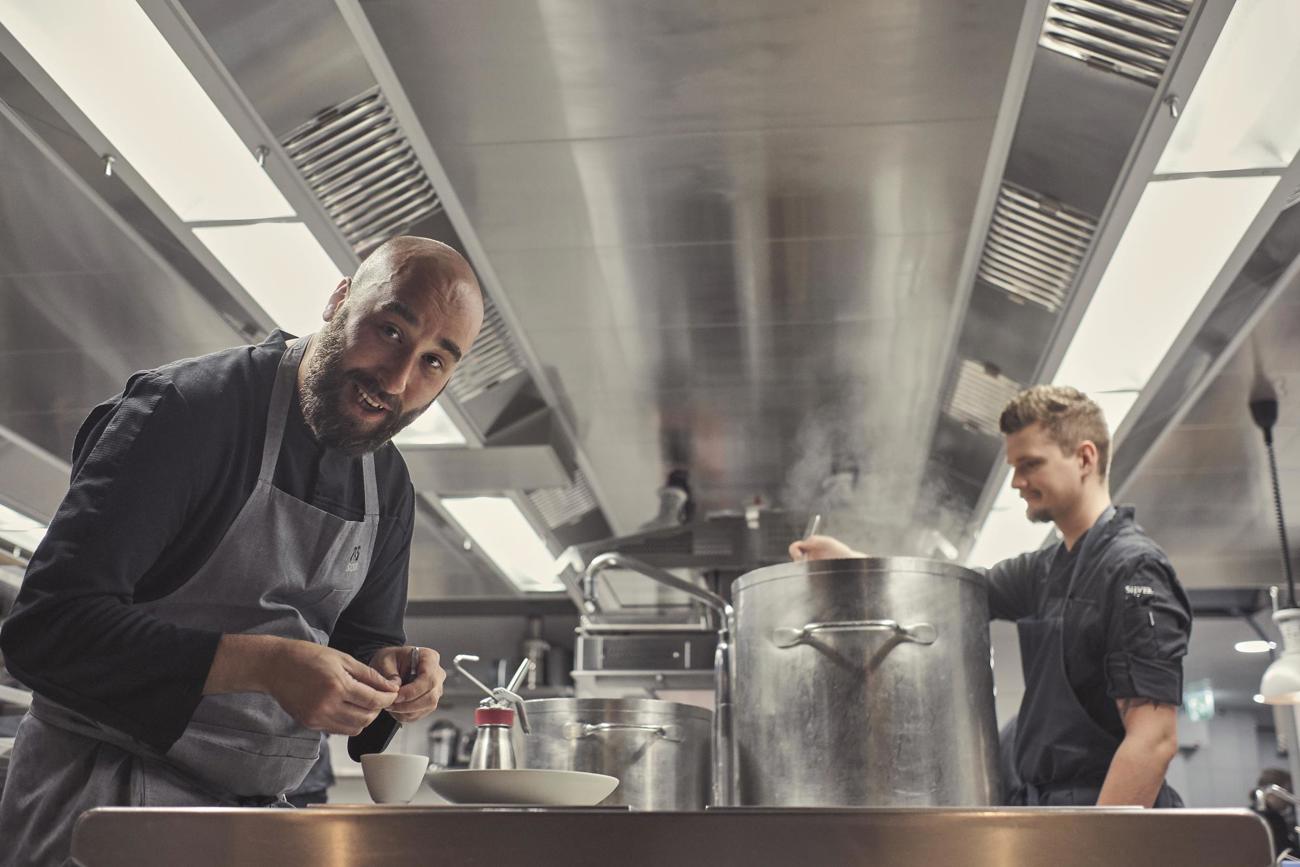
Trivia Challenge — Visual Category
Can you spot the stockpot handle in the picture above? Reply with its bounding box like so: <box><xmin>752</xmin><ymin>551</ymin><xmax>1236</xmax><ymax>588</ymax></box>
<box><xmin>772</xmin><ymin>619</ymin><xmax>938</xmax><ymax>649</ymax></box>
<box><xmin>562</xmin><ymin>722</ymin><xmax>684</xmax><ymax>743</ymax></box>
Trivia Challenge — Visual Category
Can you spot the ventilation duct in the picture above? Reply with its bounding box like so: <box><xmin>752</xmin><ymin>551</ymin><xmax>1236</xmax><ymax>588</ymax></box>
<box><xmin>1039</xmin><ymin>0</ymin><xmax>1195</xmax><ymax>87</ymax></box>
<box><xmin>281</xmin><ymin>86</ymin><xmax>441</xmax><ymax>253</ymax></box>
<box><xmin>529</xmin><ymin>469</ymin><xmax>599</xmax><ymax>529</ymax></box>
<box><xmin>977</xmin><ymin>183</ymin><xmax>1098</xmax><ymax>313</ymax></box>
<box><xmin>944</xmin><ymin>360</ymin><xmax>1025</xmax><ymax>437</ymax></box>
<box><xmin>445</xmin><ymin>297</ymin><xmax>527</xmax><ymax>404</ymax></box>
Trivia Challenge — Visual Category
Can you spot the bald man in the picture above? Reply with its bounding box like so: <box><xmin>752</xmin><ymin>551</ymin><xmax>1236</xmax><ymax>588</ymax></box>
<box><xmin>0</xmin><ymin>237</ymin><xmax>483</xmax><ymax>865</ymax></box>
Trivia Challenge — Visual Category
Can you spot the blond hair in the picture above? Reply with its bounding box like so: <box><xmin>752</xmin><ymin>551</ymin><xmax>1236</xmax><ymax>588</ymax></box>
<box><xmin>998</xmin><ymin>385</ymin><xmax>1111</xmax><ymax>479</ymax></box>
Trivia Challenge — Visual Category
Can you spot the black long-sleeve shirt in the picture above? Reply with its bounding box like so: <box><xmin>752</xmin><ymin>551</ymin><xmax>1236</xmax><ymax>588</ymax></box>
<box><xmin>985</xmin><ymin>506</ymin><xmax>1191</xmax><ymax>741</ymax></box>
<box><xmin>0</xmin><ymin>332</ymin><xmax>414</xmax><ymax>752</ymax></box>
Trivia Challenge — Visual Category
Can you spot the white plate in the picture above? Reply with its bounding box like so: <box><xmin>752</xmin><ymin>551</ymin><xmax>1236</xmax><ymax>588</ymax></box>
<box><xmin>427</xmin><ymin>768</ymin><xmax>619</xmax><ymax>806</ymax></box>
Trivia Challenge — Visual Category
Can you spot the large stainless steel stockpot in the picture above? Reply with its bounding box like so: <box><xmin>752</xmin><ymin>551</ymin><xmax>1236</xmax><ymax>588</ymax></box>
<box><xmin>732</xmin><ymin>557</ymin><xmax>999</xmax><ymax>807</ymax></box>
<box><xmin>523</xmin><ymin>698</ymin><xmax>712</xmax><ymax>810</ymax></box>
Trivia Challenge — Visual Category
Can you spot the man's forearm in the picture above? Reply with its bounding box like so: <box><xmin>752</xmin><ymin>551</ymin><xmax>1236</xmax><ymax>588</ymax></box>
<box><xmin>1096</xmin><ymin>732</ymin><xmax>1177</xmax><ymax>806</ymax></box>
<box><xmin>202</xmin><ymin>633</ymin><xmax>286</xmax><ymax>695</ymax></box>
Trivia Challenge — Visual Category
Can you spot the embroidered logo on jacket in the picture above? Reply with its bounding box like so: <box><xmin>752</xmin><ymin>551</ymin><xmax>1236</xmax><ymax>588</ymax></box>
<box><xmin>345</xmin><ymin>545</ymin><xmax>363</xmax><ymax>573</ymax></box>
<box><xmin>1124</xmin><ymin>584</ymin><xmax>1154</xmax><ymax>598</ymax></box>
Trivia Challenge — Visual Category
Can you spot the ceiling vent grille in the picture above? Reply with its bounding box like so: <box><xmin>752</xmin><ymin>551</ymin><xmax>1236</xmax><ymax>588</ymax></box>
<box><xmin>976</xmin><ymin>183</ymin><xmax>1097</xmax><ymax>313</ymax></box>
<box><xmin>1039</xmin><ymin>0</ymin><xmax>1194</xmax><ymax>87</ymax></box>
<box><xmin>446</xmin><ymin>296</ymin><xmax>526</xmax><ymax>403</ymax></box>
<box><xmin>945</xmin><ymin>360</ymin><xmax>1024</xmax><ymax>436</ymax></box>
<box><xmin>529</xmin><ymin>469</ymin><xmax>598</xmax><ymax>528</ymax></box>
<box><xmin>282</xmin><ymin>87</ymin><xmax>441</xmax><ymax>252</ymax></box>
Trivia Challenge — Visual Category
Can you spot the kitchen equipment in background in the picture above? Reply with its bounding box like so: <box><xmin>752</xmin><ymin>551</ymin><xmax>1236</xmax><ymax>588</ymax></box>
<box><xmin>520</xmin><ymin>616</ymin><xmax>551</xmax><ymax>689</ymax></box>
<box><xmin>732</xmin><ymin>557</ymin><xmax>999</xmax><ymax>807</ymax></box>
<box><xmin>426</xmin><ymin>721</ymin><xmax>461</xmax><ymax>771</ymax></box>
<box><xmin>426</xmin><ymin>767</ymin><xmax>618</xmax><ymax>806</ymax></box>
<box><xmin>452</xmin><ymin>654</ymin><xmax>532</xmax><ymax>770</ymax></box>
<box><xmin>524</xmin><ymin>698</ymin><xmax>712</xmax><ymax>811</ymax></box>
<box><xmin>581</xmin><ymin>554</ymin><xmax>735</xmax><ymax>806</ymax></box>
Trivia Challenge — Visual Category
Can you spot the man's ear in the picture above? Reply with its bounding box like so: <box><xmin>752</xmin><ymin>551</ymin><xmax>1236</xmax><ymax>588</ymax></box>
<box><xmin>323</xmin><ymin>277</ymin><xmax>351</xmax><ymax>321</ymax></box>
<box><xmin>1077</xmin><ymin>440</ymin><xmax>1100</xmax><ymax>478</ymax></box>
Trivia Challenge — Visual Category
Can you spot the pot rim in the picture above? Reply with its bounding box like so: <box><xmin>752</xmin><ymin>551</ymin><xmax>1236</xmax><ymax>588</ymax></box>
<box><xmin>733</xmin><ymin>556</ymin><xmax>987</xmax><ymax>594</ymax></box>
<box><xmin>522</xmin><ymin>697</ymin><xmax>714</xmax><ymax>721</ymax></box>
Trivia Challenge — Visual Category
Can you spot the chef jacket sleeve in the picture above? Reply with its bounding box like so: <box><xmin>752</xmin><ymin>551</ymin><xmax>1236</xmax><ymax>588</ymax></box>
<box><xmin>0</xmin><ymin>373</ymin><xmax>222</xmax><ymax>751</ymax></box>
<box><xmin>985</xmin><ymin>550</ymin><xmax>1039</xmax><ymax>621</ymax></box>
<box><xmin>329</xmin><ymin>479</ymin><xmax>413</xmax><ymax>664</ymax></box>
<box><xmin>1104</xmin><ymin>556</ymin><xmax>1190</xmax><ymax>705</ymax></box>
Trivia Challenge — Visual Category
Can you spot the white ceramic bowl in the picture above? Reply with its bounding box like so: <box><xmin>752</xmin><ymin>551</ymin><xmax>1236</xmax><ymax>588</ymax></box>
<box><xmin>427</xmin><ymin>768</ymin><xmax>618</xmax><ymax>806</ymax></box>
<box><xmin>360</xmin><ymin>752</ymin><xmax>430</xmax><ymax>804</ymax></box>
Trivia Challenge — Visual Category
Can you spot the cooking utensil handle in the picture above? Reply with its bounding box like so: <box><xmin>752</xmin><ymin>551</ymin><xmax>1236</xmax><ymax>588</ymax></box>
<box><xmin>772</xmin><ymin>619</ymin><xmax>938</xmax><ymax>648</ymax></box>
<box><xmin>562</xmin><ymin>722</ymin><xmax>683</xmax><ymax>743</ymax></box>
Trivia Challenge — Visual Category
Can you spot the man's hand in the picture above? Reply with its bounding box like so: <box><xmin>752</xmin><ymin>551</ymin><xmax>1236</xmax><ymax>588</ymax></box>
<box><xmin>788</xmin><ymin>534</ymin><xmax>866</xmax><ymax>562</ymax></box>
<box><xmin>370</xmin><ymin>645</ymin><xmax>446</xmax><ymax>723</ymax></box>
<box><xmin>204</xmin><ymin>634</ymin><xmax>399</xmax><ymax>735</ymax></box>
<box><xmin>1096</xmin><ymin>698</ymin><xmax>1179</xmax><ymax>806</ymax></box>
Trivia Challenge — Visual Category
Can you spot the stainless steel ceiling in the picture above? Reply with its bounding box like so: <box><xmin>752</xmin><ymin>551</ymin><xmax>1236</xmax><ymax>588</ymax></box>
<box><xmin>356</xmin><ymin>0</ymin><xmax>1029</xmax><ymax>551</ymax></box>
<box><xmin>1</xmin><ymin>0</ymin><xmax>1298</xmax><ymax>612</ymax></box>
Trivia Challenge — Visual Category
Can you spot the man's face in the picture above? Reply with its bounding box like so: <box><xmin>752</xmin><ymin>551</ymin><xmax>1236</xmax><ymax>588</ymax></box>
<box><xmin>301</xmin><ymin>275</ymin><xmax>481</xmax><ymax>455</ymax></box>
<box><xmin>1004</xmin><ymin>422</ymin><xmax>1091</xmax><ymax>524</ymax></box>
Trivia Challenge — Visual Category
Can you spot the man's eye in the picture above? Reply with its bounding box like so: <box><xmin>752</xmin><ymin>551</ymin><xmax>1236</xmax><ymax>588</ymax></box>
<box><xmin>381</xmin><ymin>324</ymin><xmax>400</xmax><ymax>340</ymax></box>
<box><xmin>426</xmin><ymin>355</ymin><xmax>444</xmax><ymax>371</ymax></box>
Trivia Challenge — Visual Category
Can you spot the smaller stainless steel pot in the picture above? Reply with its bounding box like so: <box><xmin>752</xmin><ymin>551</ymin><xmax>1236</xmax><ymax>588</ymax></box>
<box><xmin>523</xmin><ymin>698</ymin><xmax>712</xmax><ymax>810</ymax></box>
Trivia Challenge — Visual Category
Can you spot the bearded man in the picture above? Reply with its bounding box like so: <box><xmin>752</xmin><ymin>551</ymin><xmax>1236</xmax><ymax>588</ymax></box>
<box><xmin>0</xmin><ymin>236</ymin><xmax>481</xmax><ymax>865</ymax></box>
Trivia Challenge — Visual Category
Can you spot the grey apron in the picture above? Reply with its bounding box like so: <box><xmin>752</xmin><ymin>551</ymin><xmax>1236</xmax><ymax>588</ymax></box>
<box><xmin>0</xmin><ymin>337</ymin><xmax>379</xmax><ymax>865</ymax></box>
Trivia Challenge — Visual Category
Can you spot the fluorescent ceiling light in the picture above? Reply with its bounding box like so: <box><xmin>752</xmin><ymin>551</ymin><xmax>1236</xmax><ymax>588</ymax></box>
<box><xmin>193</xmin><ymin>224</ymin><xmax>342</xmax><ymax>337</ymax></box>
<box><xmin>441</xmin><ymin>497</ymin><xmax>561</xmax><ymax>592</ymax></box>
<box><xmin>394</xmin><ymin>404</ymin><xmax>466</xmax><ymax>447</ymax></box>
<box><xmin>1156</xmin><ymin>0</ymin><xmax>1300</xmax><ymax>175</ymax></box>
<box><xmin>1236</xmin><ymin>640</ymin><xmax>1277</xmax><ymax>654</ymax></box>
<box><xmin>0</xmin><ymin>502</ymin><xmax>47</xmax><ymax>553</ymax></box>
<box><xmin>1054</xmin><ymin>176</ymin><xmax>1277</xmax><ymax>433</ymax></box>
<box><xmin>0</xmin><ymin>0</ymin><xmax>293</xmax><ymax>221</ymax></box>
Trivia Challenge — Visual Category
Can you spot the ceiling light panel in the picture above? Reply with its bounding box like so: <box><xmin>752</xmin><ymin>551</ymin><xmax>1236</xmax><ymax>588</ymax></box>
<box><xmin>1053</xmin><ymin>175</ymin><xmax>1277</xmax><ymax>431</ymax></box>
<box><xmin>0</xmin><ymin>0</ymin><xmax>293</xmax><ymax>222</ymax></box>
<box><xmin>393</xmin><ymin>404</ymin><xmax>467</xmax><ymax>447</ymax></box>
<box><xmin>0</xmin><ymin>502</ymin><xmax>47</xmax><ymax>554</ymax></box>
<box><xmin>1039</xmin><ymin>0</ymin><xmax>1194</xmax><ymax>87</ymax></box>
<box><xmin>441</xmin><ymin>496</ymin><xmax>561</xmax><ymax>591</ymax></box>
<box><xmin>192</xmin><ymin>223</ymin><xmax>343</xmax><ymax>337</ymax></box>
<box><xmin>1156</xmin><ymin>0</ymin><xmax>1300</xmax><ymax>174</ymax></box>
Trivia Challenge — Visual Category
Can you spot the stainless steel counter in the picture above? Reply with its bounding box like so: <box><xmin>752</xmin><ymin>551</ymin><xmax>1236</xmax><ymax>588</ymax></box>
<box><xmin>71</xmin><ymin>805</ymin><xmax>1273</xmax><ymax>866</ymax></box>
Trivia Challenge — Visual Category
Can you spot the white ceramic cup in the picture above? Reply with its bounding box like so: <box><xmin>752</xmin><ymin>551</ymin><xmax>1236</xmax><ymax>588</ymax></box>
<box><xmin>360</xmin><ymin>752</ymin><xmax>430</xmax><ymax>804</ymax></box>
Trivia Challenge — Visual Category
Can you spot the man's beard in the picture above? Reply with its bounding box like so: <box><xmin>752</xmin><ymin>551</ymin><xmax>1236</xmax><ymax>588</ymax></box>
<box><xmin>299</xmin><ymin>311</ymin><xmax>435</xmax><ymax>455</ymax></box>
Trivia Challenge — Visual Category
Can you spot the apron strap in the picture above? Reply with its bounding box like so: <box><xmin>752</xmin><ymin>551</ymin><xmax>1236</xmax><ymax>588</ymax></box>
<box><xmin>261</xmin><ymin>335</ymin><xmax>379</xmax><ymax>516</ymax></box>
<box><xmin>259</xmin><ymin>337</ymin><xmax>310</xmax><ymax>484</ymax></box>
<box><xmin>362</xmin><ymin>452</ymin><xmax>379</xmax><ymax>517</ymax></box>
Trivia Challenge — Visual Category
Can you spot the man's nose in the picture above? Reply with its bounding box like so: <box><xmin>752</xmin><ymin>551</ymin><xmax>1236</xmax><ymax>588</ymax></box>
<box><xmin>376</xmin><ymin>353</ymin><xmax>418</xmax><ymax>398</ymax></box>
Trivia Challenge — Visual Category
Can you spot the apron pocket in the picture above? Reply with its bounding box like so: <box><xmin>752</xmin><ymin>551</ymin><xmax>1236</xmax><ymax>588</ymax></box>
<box><xmin>167</xmin><ymin>716</ymin><xmax>322</xmax><ymax>797</ymax></box>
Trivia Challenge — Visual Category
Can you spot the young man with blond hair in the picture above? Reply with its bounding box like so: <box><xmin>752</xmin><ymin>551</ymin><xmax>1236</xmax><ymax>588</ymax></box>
<box><xmin>792</xmin><ymin>385</ymin><xmax>1191</xmax><ymax>807</ymax></box>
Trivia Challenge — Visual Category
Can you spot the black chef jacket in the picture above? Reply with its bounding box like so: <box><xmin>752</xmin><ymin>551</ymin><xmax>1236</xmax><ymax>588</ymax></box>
<box><xmin>986</xmin><ymin>506</ymin><xmax>1191</xmax><ymax>761</ymax></box>
<box><xmin>0</xmin><ymin>332</ymin><xmax>414</xmax><ymax>753</ymax></box>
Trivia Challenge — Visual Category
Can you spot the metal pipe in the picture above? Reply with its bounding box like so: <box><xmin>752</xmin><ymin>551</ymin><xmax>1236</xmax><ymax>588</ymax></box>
<box><xmin>583</xmin><ymin>552</ymin><xmax>736</xmax><ymax>806</ymax></box>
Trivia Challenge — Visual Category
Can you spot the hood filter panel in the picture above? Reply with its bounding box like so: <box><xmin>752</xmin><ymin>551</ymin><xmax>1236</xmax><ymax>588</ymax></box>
<box><xmin>945</xmin><ymin>360</ymin><xmax>1025</xmax><ymax>437</ymax></box>
<box><xmin>1040</xmin><ymin>0</ymin><xmax>1194</xmax><ymax>87</ymax></box>
<box><xmin>282</xmin><ymin>87</ymin><xmax>441</xmax><ymax>253</ymax></box>
<box><xmin>977</xmin><ymin>183</ymin><xmax>1097</xmax><ymax>313</ymax></box>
